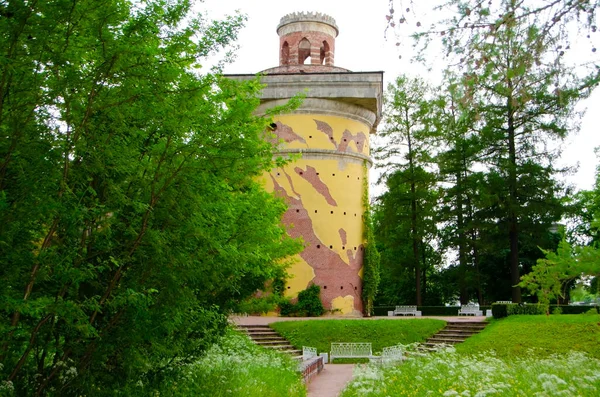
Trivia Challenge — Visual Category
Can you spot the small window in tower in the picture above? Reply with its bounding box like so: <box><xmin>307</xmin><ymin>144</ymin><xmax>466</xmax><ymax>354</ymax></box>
<box><xmin>281</xmin><ymin>41</ymin><xmax>290</xmax><ymax>65</ymax></box>
<box><xmin>340</xmin><ymin>286</ymin><xmax>344</xmax><ymax>290</ymax></box>
<box><xmin>320</xmin><ymin>40</ymin><xmax>330</xmax><ymax>65</ymax></box>
<box><xmin>299</xmin><ymin>38</ymin><xmax>311</xmax><ymax>64</ymax></box>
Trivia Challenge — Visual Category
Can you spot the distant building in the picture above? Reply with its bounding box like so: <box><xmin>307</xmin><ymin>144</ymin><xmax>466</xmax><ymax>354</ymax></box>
<box><xmin>230</xmin><ymin>12</ymin><xmax>383</xmax><ymax>315</ymax></box>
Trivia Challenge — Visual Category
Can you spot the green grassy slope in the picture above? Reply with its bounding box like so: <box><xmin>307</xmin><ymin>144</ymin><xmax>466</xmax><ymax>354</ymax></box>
<box><xmin>270</xmin><ymin>319</ymin><xmax>446</xmax><ymax>355</ymax></box>
<box><xmin>456</xmin><ymin>314</ymin><xmax>600</xmax><ymax>358</ymax></box>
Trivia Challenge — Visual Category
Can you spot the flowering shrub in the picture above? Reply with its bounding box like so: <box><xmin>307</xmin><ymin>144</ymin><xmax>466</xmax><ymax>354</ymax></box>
<box><xmin>149</xmin><ymin>329</ymin><xmax>305</xmax><ymax>397</ymax></box>
<box><xmin>342</xmin><ymin>350</ymin><xmax>600</xmax><ymax>396</ymax></box>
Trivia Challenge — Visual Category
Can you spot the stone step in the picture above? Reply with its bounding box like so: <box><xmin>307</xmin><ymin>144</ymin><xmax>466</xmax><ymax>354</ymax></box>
<box><xmin>243</xmin><ymin>331</ymin><xmax>279</xmax><ymax>336</ymax></box>
<box><xmin>445</xmin><ymin>326</ymin><xmax>485</xmax><ymax>332</ymax></box>
<box><xmin>249</xmin><ymin>335</ymin><xmax>284</xmax><ymax>341</ymax></box>
<box><xmin>435</xmin><ymin>332</ymin><xmax>477</xmax><ymax>338</ymax></box>
<box><xmin>253</xmin><ymin>339</ymin><xmax>291</xmax><ymax>346</ymax></box>
<box><xmin>446</xmin><ymin>322</ymin><xmax>486</xmax><ymax>327</ymax></box>
<box><xmin>426</xmin><ymin>338</ymin><xmax>465</xmax><ymax>344</ymax></box>
<box><xmin>236</xmin><ymin>325</ymin><xmax>303</xmax><ymax>361</ymax></box>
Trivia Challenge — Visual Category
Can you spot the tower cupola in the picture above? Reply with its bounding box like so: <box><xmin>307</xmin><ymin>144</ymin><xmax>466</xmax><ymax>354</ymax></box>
<box><xmin>277</xmin><ymin>12</ymin><xmax>338</xmax><ymax>67</ymax></box>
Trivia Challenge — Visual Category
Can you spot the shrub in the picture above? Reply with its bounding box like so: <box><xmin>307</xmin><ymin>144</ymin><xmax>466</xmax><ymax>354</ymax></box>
<box><xmin>279</xmin><ymin>284</ymin><xmax>325</xmax><ymax>317</ymax></box>
<box><xmin>492</xmin><ymin>303</ymin><xmax>509</xmax><ymax>318</ymax></box>
<box><xmin>296</xmin><ymin>284</ymin><xmax>325</xmax><ymax>316</ymax></box>
<box><xmin>550</xmin><ymin>305</ymin><xmax>598</xmax><ymax>315</ymax></box>
<box><xmin>236</xmin><ymin>296</ymin><xmax>279</xmax><ymax>315</ymax></box>
<box><xmin>493</xmin><ymin>303</ymin><xmax>546</xmax><ymax>318</ymax></box>
<box><xmin>507</xmin><ymin>303</ymin><xmax>547</xmax><ymax>315</ymax></box>
<box><xmin>552</xmin><ymin>306</ymin><xmax>563</xmax><ymax>315</ymax></box>
<box><xmin>279</xmin><ymin>298</ymin><xmax>297</xmax><ymax>316</ymax></box>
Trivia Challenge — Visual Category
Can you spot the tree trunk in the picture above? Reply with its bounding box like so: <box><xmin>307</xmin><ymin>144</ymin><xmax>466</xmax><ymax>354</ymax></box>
<box><xmin>507</xmin><ymin>90</ymin><xmax>522</xmax><ymax>303</ymax></box>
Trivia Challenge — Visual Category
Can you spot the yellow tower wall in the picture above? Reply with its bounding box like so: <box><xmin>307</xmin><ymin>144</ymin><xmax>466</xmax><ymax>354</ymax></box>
<box><xmin>261</xmin><ymin>113</ymin><xmax>371</xmax><ymax>315</ymax></box>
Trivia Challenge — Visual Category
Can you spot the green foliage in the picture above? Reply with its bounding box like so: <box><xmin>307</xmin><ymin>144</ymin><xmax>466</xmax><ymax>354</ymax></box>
<box><xmin>362</xmin><ymin>165</ymin><xmax>380</xmax><ymax>316</ymax></box>
<box><xmin>520</xmin><ymin>239</ymin><xmax>600</xmax><ymax>312</ymax></box>
<box><xmin>493</xmin><ymin>303</ymin><xmax>547</xmax><ymax>318</ymax></box>
<box><xmin>492</xmin><ymin>303</ymin><xmax>509</xmax><ymax>319</ymax></box>
<box><xmin>296</xmin><ymin>285</ymin><xmax>325</xmax><ymax>317</ymax></box>
<box><xmin>550</xmin><ymin>305</ymin><xmax>599</xmax><ymax>315</ymax></box>
<box><xmin>0</xmin><ymin>1</ymin><xmax>301</xmax><ymax>394</ymax></box>
<box><xmin>457</xmin><ymin>314</ymin><xmax>600</xmax><ymax>358</ymax></box>
<box><xmin>270</xmin><ymin>319</ymin><xmax>446</xmax><ymax>358</ymax></box>
<box><xmin>507</xmin><ymin>304</ymin><xmax>547</xmax><ymax>316</ymax></box>
<box><xmin>279</xmin><ymin>285</ymin><xmax>325</xmax><ymax>317</ymax></box>
<box><xmin>235</xmin><ymin>296</ymin><xmax>280</xmax><ymax>315</ymax></box>
<box><xmin>151</xmin><ymin>329</ymin><xmax>305</xmax><ymax>397</ymax></box>
<box><xmin>552</xmin><ymin>306</ymin><xmax>563</xmax><ymax>315</ymax></box>
<box><xmin>374</xmin><ymin>76</ymin><xmax>441</xmax><ymax>307</ymax></box>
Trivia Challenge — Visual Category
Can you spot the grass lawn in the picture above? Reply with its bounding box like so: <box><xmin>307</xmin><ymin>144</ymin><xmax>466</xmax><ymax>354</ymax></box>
<box><xmin>341</xmin><ymin>313</ymin><xmax>600</xmax><ymax>396</ymax></box>
<box><xmin>456</xmin><ymin>313</ymin><xmax>600</xmax><ymax>358</ymax></box>
<box><xmin>270</xmin><ymin>319</ymin><xmax>446</xmax><ymax>357</ymax></box>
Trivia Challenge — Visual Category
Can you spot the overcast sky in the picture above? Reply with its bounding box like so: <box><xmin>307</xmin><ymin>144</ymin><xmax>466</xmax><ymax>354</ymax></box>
<box><xmin>199</xmin><ymin>0</ymin><xmax>600</xmax><ymax>192</ymax></box>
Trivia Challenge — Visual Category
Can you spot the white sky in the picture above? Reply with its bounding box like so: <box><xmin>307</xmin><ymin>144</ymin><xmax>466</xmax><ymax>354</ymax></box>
<box><xmin>199</xmin><ymin>0</ymin><xmax>600</xmax><ymax>192</ymax></box>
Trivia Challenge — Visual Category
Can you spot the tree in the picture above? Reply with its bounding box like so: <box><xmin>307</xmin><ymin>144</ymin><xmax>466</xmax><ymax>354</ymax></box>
<box><xmin>433</xmin><ymin>79</ymin><xmax>488</xmax><ymax>304</ymax></box>
<box><xmin>375</xmin><ymin>76</ymin><xmax>439</xmax><ymax>305</ymax></box>
<box><xmin>445</xmin><ymin>0</ymin><xmax>595</xmax><ymax>302</ymax></box>
<box><xmin>520</xmin><ymin>239</ymin><xmax>600</xmax><ymax>312</ymax></box>
<box><xmin>387</xmin><ymin>0</ymin><xmax>599</xmax><ymax>59</ymax></box>
<box><xmin>0</xmin><ymin>1</ymin><xmax>300</xmax><ymax>395</ymax></box>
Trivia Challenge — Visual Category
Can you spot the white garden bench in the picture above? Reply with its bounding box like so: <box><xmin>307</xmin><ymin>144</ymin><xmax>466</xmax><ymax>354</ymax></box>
<box><xmin>302</xmin><ymin>346</ymin><xmax>317</xmax><ymax>361</ymax></box>
<box><xmin>458</xmin><ymin>303</ymin><xmax>483</xmax><ymax>316</ymax></box>
<box><xmin>378</xmin><ymin>344</ymin><xmax>406</xmax><ymax>363</ymax></box>
<box><xmin>392</xmin><ymin>305</ymin><xmax>422</xmax><ymax>316</ymax></box>
<box><xmin>330</xmin><ymin>343</ymin><xmax>373</xmax><ymax>361</ymax></box>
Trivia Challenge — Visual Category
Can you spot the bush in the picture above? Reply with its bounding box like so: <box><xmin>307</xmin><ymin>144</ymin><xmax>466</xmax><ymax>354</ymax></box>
<box><xmin>279</xmin><ymin>284</ymin><xmax>325</xmax><ymax>317</ymax></box>
<box><xmin>296</xmin><ymin>284</ymin><xmax>325</xmax><ymax>316</ymax></box>
<box><xmin>549</xmin><ymin>305</ymin><xmax>598</xmax><ymax>315</ymax></box>
<box><xmin>507</xmin><ymin>303</ymin><xmax>547</xmax><ymax>315</ymax></box>
<box><xmin>552</xmin><ymin>306</ymin><xmax>563</xmax><ymax>315</ymax></box>
<box><xmin>492</xmin><ymin>303</ymin><xmax>509</xmax><ymax>319</ymax></box>
<box><xmin>236</xmin><ymin>296</ymin><xmax>280</xmax><ymax>315</ymax></box>
<box><xmin>279</xmin><ymin>298</ymin><xmax>297</xmax><ymax>316</ymax></box>
<box><xmin>493</xmin><ymin>303</ymin><xmax>547</xmax><ymax>318</ymax></box>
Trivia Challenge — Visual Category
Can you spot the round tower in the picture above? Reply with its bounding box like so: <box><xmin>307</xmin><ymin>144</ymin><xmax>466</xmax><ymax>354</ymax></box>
<box><xmin>262</xmin><ymin>12</ymin><xmax>349</xmax><ymax>74</ymax></box>
<box><xmin>229</xmin><ymin>13</ymin><xmax>383</xmax><ymax>316</ymax></box>
<box><xmin>277</xmin><ymin>12</ymin><xmax>337</xmax><ymax>67</ymax></box>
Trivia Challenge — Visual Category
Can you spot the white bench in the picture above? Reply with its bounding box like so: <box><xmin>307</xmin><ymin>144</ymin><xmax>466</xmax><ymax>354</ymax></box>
<box><xmin>393</xmin><ymin>305</ymin><xmax>422</xmax><ymax>316</ymax></box>
<box><xmin>379</xmin><ymin>345</ymin><xmax>406</xmax><ymax>363</ymax></box>
<box><xmin>330</xmin><ymin>343</ymin><xmax>373</xmax><ymax>361</ymax></box>
<box><xmin>458</xmin><ymin>304</ymin><xmax>483</xmax><ymax>316</ymax></box>
<box><xmin>302</xmin><ymin>346</ymin><xmax>317</xmax><ymax>360</ymax></box>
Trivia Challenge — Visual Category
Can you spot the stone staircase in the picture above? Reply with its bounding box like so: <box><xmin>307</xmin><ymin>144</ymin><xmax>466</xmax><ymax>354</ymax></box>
<box><xmin>425</xmin><ymin>321</ymin><xmax>487</xmax><ymax>347</ymax></box>
<box><xmin>237</xmin><ymin>324</ymin><xmax>302</xmax><ymax>360</ymax></box>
